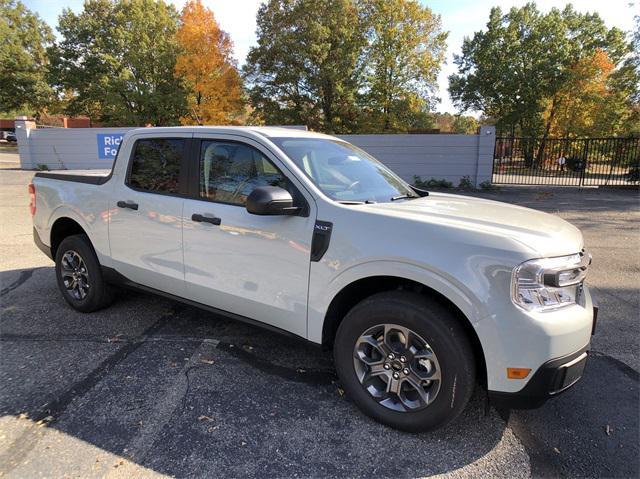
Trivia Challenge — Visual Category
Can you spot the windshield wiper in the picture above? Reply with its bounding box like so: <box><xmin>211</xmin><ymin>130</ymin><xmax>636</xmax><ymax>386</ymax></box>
<box><xmin>337</xmin><ymin>200</ymin><xmax>376</xmax><ymax>205</ymax></box>
<box><xmin>390</xmin><ymin>194</ymin><xmax>419</xmax><ymax>201</ymax></box>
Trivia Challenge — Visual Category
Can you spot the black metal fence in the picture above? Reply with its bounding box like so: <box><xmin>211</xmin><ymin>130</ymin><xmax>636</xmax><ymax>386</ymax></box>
<box><xmin>493</xmin><ymin>137</ymin><xmax>640</xmax><ymax>186</ymax></box>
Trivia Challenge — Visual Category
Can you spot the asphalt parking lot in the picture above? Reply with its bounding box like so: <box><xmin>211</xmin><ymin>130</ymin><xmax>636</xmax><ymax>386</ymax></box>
<box><xmin>1</xmin><ymin>148</ymin><xmax>638</xmax><ymax>478</ymax></box>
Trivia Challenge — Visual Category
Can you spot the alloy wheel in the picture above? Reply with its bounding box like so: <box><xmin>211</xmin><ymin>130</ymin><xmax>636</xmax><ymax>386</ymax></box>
<box><xmin>353</xmin><ymin>323</ymin><xmax>441</xmax><ymax>412</ymax></box>
<box><xmin>60</xmin><ymin>250</ymin><xmax>90</xmax><ymax>300</ymax></box>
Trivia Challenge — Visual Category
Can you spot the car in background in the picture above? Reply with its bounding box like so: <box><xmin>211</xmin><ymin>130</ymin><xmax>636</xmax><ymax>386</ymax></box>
<box><xmin>1</xmin><ymin>131</ymin><xmax>17</xmax><ymax>143</ymax></box>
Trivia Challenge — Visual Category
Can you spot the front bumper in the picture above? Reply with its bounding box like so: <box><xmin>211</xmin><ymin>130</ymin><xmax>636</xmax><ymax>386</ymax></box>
<box><xmin>488</xmin><ymin>299</ymin><xmax>598</xmax><ymax>409</ymax></box>
<box><xmin>488</xmin><ymin>342</ymin><xmax>591</xmax><ymax>409</ymax></box>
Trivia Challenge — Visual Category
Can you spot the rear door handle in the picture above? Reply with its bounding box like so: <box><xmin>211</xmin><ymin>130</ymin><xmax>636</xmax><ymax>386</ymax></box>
<box><xmin>117</xmin><ymin>200</ymin><xmax>138</xmax><ymax>210</ymax></box>
<box><xmin>192</xmin><ymin>213</ymin><xmax>221</xmax><ymax>226</ymax></box>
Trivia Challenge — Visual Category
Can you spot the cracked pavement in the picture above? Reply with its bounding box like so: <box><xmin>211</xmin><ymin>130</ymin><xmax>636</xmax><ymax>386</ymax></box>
<box><xmin>1</xmin><ymin>151</ymin><xmax>638</xmax><ymax>478</ymax></box>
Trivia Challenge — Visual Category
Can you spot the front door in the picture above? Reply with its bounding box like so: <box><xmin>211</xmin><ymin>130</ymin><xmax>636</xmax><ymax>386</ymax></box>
<box><xmin>109</xmin><ymin>135</ymin><xmax>190</xmax><ymax>296</ymax></box>
<box><xmin>182</xmin><ymin>136</ymin><xmax>315</xmax><ymax>337</ymax></box>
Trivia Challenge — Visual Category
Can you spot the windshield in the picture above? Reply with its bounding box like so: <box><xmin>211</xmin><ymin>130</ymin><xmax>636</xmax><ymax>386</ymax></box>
<box><xmin>271</xmin><ymin>138</ymin><xmax>416</xmax><ymax>203</ymax></box>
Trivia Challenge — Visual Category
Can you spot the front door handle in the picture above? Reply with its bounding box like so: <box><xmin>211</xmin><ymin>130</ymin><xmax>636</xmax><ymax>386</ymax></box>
<box><xmin>192</xmin><ymin>213</ymin><xmax>221</xmax><ymax>226</ymax></box>
<box><xmin>117</xmin><ymin>200</ymin><xmax>138</xmax><ymax>210</ymax></box>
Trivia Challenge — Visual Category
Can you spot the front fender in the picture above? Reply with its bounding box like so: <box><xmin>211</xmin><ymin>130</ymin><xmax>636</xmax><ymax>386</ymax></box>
<box><xmin>307</xmin><ymin>259</ymin><xmax>491</xmax><ymax>344</ymax></box>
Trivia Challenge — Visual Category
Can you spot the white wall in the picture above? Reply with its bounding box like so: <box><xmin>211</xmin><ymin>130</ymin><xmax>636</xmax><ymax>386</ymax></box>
<box><xmin>341</xmin><ymin>126</ymin><xmax>495</xmax><ymax>186</ymax></box>
<box><xmin>16</xmin><ymin>122</ymin><xmax>135</xmax><ymax>170</ymax></box>
<box><xmin>16</xmin><ymin>120</ymin><xmax>495</xmax><ymax>186</ymax></box>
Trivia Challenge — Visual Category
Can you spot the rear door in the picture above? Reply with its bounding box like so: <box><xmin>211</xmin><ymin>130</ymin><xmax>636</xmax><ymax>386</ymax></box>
<box><xmin>109</xmin><ymin>134</ymin><xmax>191</xmax><ymax>296</ymax></box>
<box><xmin>181</xmin><ymin>135</ymin><xmax>316</xmax><ymax>337</ymax></box>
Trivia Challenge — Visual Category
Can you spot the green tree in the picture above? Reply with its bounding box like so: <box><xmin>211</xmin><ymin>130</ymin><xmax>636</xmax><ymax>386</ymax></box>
<box><xmin>49</xmin><ymin>0</ymin><xmax>187</xmax><ymax>126</ymax></box>
<box><xmin>449</xmin><ymin>3</ymin><xmax>628</xmax><ymax>144</ymax></box>
<box><xmin>607</xmin><ymin>13</ymin><xmax>640</xmax><ymax>136</ymax></box>
<box><xmin>429</xmin><ymin>112</ymin><xmax>478</xmax><ymax>133</ymax></box>
<box><xmin>452</xmin><ymin>114</ymin><xmax>479</xmax><ymax>134</ymax></box>
<box><xmin>244</xmin><ymin>0</ymin><xmax>365</xmax><ymax>133</ymax></box>
<box><xmin>360</xmin><ymin>0</ymin><xmax>447</xmax><ymax>132</ymax></box>
<box><xmin>0</xmin><ymin>0</ymin><xmax>54</xmax><ymax>115</ymax></box>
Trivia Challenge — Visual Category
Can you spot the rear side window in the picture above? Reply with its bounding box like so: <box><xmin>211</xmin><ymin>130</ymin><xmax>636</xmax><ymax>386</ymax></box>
<box><xmin>199</xmin><ymin>140</ymin><xmax>289</xmax><ymax>205</ymax></box>
<box><xmin>128</xmin><ymin>139</ymin><xmax>185</xmax><ymax>194</ymax></box>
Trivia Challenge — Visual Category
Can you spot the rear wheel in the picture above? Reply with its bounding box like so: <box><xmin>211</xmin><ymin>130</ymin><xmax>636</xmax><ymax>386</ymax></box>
<box><xmin>334</xmin><ymin>291</ymin><xmax>476</xmax><ymax>432</ymax></box>
<box><xmin>55</xmin><ymin>234</ymin><xmax>113</xmax><ymax>312</ymax></box>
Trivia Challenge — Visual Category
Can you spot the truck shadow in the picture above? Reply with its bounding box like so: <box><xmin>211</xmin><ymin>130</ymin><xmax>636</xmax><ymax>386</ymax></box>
<box><xmin>3</xmin><ymin>267</ymin><xmax>638</xmax><ymax>477</ymax></box>
<box><xmin>0</xmin><ymin>266</ymin><xmax>516</xmax><ymax>477</ymax></box>
<box><xmin>2</xmin><ymin>267</ymin><xmax>638</xmax><ymax>477</ymax></box>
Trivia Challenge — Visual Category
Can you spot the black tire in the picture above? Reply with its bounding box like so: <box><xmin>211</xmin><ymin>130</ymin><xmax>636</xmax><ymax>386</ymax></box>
<box><xmin>54</xmin><ymin>234</ymin><xmax>114</xmax><ymax>313</ymax></box>
<box><xmin>334</xmin><ymin>291</ymin><xmax>476</xmax><ymax>432</ymax></box>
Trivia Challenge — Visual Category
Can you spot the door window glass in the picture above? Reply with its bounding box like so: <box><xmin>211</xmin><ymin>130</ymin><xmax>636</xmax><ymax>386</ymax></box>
<box><xmin>128</xmin><ymin>139</ymin><xmax>185</xmax><ymax>194</ymax></box>
<box><xmin>199</xmin><ymin>141</ymin><xmax>288</xmax><ymax>205</ymax></box>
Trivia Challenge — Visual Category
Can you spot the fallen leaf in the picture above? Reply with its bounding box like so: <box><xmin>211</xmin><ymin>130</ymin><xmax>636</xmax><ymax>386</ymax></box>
<box><xmin>553</xmin><ymin>447</ymin><xmax>560</xmax><ymax>454</ymax></box>
<box><xmin>198</xmin><ymin>415</ymin><xmax>215</xmax><ymax>422</ymax></box>
<box><xmin>200</xmin><ymin>358</ymin><xmax>215</xmax><ymax>365</ymax></box>
<box><xmin>605</xmin><ymin>425</ymin><xmax>612</xmax><ymax>436</ymax></box>
<box><xmin>337</xmin><ymin>388</ymin><xmax>345</xmax><ymax>397</ymax></box>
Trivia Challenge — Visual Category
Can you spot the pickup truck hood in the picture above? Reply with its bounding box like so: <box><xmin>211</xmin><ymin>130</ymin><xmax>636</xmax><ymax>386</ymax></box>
<box><xmin>364</xmin><ymin>192</ymin><xmax>583</xmax><ymax>257</ymax></box>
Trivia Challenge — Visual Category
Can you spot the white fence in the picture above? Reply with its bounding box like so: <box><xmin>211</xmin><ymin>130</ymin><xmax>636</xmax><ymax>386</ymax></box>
<box><xmin>14</xmin><ymin>118</ymin><xmax>495</xmax><ymax>186</ymax></box>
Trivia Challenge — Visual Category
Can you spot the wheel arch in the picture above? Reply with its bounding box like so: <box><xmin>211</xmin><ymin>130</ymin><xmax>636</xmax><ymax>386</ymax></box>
<box><xmin>50</xmin><ymin>216</ymin><xmax>90</xmax><ymax>259</ymax></box>
<box><xmin>320</xmin><ymin>275</ymin><xmax>487</xmax><ymax>387</ymax></box>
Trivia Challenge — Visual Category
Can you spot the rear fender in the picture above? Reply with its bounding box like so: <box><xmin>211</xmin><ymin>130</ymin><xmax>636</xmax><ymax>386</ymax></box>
<box><xmin>46</xmin><ymin>206</ymin><xmax>112</xmax><ymax>267</ymax></box>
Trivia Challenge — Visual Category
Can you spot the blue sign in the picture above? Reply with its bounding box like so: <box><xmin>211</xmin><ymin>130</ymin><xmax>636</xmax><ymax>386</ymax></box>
<box><xmin>97</xmin><ymin>133</ymin><xmax>124</xmax><ymax>159</ymax></box>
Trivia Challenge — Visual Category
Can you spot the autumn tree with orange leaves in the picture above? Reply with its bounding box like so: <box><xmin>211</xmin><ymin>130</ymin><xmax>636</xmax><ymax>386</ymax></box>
<box><xmin>175</xmin><ymin>0</ymin><xmax>244</xmax><ymax>125</ymax></box>
<box><xmin>547</xmin><ymin>50</ymin><xmax>616</xmax><ymax>138</ymax></box>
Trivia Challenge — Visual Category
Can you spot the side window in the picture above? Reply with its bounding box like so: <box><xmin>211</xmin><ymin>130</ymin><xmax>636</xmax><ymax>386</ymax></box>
<box><xmin>128</xmin><ymin>138</ymin><xmax>185</xmax><ymax>194</ymax></box>
<box><xmin>199</xmin><ymin>141</ymin><xmax>289</xmax><ymax>205</ymax></box>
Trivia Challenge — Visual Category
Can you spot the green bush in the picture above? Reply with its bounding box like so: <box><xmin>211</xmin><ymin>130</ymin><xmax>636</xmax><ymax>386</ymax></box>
<box><xmin>479</xmin><ymin>180</ymin><xmax>496</xmax><ymax>190</ymax></box>
<box><xmin>413</xmin><ymin>175</ymin><xmax>453</xmax><ymax>189</ymax></box>
<box><xmin>36</xmin><ymin>164</ymin><xmax>49</xmax><ymax>171</ymax></box>
<box><xmin>458</xmin><ymin>175</ymin><xmax>474</xmax><ymax>189</ymax></box>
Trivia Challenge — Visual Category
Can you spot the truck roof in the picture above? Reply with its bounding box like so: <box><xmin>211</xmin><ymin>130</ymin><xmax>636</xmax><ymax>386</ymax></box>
<box><xmin>125</xmin><ymin>126</ymin><xmax>334</xmax><ymax>140</ymax></box>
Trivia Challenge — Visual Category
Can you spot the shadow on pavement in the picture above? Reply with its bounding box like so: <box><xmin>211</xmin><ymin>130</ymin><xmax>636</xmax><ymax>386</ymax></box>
<box><xmin>1</xmin><ymin>266</ymin><xmax>511</xmax><ymax>478</ymax></box>
<box><xmin>502</xmin><ymin>352</ymin><xmax>639</xmax><ymax>478</ymax></box>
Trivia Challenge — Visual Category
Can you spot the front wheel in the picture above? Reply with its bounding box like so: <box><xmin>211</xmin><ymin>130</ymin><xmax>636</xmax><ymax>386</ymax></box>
<box><xmin>55</xmin><ymin>234</ymin><xmax>113</xmax><ymax>312</ymax></box>
<box><xmin>334</xmin><ymin>291</ymin><xmax>476</xmax><ymax>432</ymax></box>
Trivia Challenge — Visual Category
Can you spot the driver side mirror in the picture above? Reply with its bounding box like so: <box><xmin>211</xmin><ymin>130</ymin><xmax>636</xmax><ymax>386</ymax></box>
<box><xmin>246</xmin><ymin>186</ymin><xmax>302</xmax><ymax>216</ymax></box>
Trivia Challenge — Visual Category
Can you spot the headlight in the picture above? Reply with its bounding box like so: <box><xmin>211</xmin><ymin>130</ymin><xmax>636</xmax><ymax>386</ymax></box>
<box><xmin>512</xmin><ymin>251</ymin><xmax>591</xmax><ymax>312</ymax></box>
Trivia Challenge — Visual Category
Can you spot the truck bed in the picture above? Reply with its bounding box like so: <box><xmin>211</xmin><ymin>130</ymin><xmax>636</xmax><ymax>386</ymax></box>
<box><xmin>34</xmin><ymin>169</ymin><xmax>112</xmax><ymax>185</ymax></box>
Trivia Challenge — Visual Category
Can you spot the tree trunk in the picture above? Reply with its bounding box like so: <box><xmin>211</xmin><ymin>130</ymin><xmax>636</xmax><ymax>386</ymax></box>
<box><xmin>322</xmin><ymin>81</ymin><xmax>334</xmax><ymax>133</ymax></box>
<box><xmin>520</xmin><ymin>119</ymin><xmax>535</xmax><ymax>168</ymax></box>
<box><xmin>535</xmin><ymin>96</ymin><xmax>558</xmax><ymax>168</ymax></box>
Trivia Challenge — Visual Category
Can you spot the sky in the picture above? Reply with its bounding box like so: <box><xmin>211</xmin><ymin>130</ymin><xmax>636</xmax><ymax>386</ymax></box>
<box><xmin>24</xmin><ymin>0</ymin><xmax>639</xmax><ymax>114</ymax></box>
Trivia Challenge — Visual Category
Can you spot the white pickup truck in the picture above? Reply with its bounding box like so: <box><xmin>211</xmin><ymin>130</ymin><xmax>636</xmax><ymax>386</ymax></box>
<box><xmin>30</xmin><ymin>127</ymin><xmax>596</xmax><ymax>432</ymax></box>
